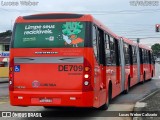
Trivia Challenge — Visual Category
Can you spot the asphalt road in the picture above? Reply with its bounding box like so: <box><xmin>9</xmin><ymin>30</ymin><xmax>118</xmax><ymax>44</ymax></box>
<box><xmin>0</xmin><ymin>62</ymin><xmax>159</xmax><ymax>120</ymax></box>
<box><xmin>0</xmin><ymin>83</ymin><xmax>8</xmax><ymax>96</ymax></box>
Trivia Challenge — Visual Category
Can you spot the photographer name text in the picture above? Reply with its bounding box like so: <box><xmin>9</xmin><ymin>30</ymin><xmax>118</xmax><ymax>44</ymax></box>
<box><xmin>1</xmin><ymin>1</ymin><xmax>39</xmax><ymax>6</ymax></box>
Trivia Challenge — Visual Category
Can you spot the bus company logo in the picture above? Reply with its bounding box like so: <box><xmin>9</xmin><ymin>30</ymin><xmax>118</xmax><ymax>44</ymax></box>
<box><xmin>32</xmin><ymin>80</ymin><xmax>40</xmax><ymax>88</ymax></box>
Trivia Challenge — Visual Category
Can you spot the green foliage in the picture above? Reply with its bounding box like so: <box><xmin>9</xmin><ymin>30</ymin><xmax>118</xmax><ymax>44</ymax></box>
<box><xmin>0</xmin><ymin>30</ymin><xmax>12</xmax><ymax>37</ymax></box>
<box><xmin>151</xmin><ymin>43</ymin><xmax>160</xmax><ymax>56</ymax></box>
<box><xmin>62</xmin><ymin>22</ymin><xmax>83</xmax><ymax>36</ymax></box>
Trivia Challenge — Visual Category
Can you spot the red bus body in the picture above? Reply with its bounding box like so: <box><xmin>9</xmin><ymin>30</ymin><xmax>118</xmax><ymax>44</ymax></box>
<box><xmin>9</xmin><ymin>13</ymin><xmax>155</xmax><ymax>109</ymax></box>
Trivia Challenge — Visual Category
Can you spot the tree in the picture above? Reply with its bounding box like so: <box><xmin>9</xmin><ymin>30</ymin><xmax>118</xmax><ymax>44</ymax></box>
<box><xmin>151</xmin><ymin>43</ymin><xmax>160</xmax><ymax>57</ymax></box>
<box><xmin>0</xmin><ymin>30</ymin><xmax>12</xmax><ymax>37</ymax></box>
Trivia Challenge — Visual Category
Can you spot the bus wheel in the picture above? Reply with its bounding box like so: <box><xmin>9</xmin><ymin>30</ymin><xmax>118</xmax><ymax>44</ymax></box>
<box><xmin>124</xmin><ymin>78</ymin><xmax>130</xmax><ymax>94</ymax></box>
<box><xmin>99</xmin><ymin>83</ymin><xmax>112</xmax><ymax>110</ymax></box>
<box><xmin>99</xmin><ymin>91</ymin><xmax>109</xmax><ymax>110</ymax></box>
<box><xmin>99</xmin><ymin>99</ymin><xmax>109</xmax><ymax>110</ymax></box>
<box><xmin>149</xmin><ymin>71</ymin><xmax>153</xmax><ymax>81</ymax></box>
<box><xmin>141</xmin><ymin>72</ymin><xmax>145</xmax><ymax>84</ymax></box>
<box><xmin>152</xmin><ymin>70</ymin><xmax>154</xmax><ymax>78</ymax></box>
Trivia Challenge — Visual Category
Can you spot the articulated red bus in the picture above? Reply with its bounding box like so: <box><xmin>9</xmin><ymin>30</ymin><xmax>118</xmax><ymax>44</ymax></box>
<box><xmin>9</xmin><ymin>13</ymin><xmax>155</xmax><ymax>109</ymax></box>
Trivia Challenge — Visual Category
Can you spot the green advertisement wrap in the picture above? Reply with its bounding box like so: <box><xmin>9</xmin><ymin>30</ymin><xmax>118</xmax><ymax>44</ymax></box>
<box><xmin>14</xmin><ymin>22</ymin><xmax>86</xmax><ymax>48</ymax></box>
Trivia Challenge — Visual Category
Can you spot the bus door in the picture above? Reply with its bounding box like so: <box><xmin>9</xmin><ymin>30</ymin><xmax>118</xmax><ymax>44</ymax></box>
<box><xmin>97</xmin><ymin>28</ymin><xmax>106</xmax><ymax>105</ymax></box>
<box><xmin>109</xmin><ymin>37</ymin><xmax>121</xmax><ymax>97</ymax></box>
<box><xmin>132</xmin><ymin>46</ymin><xmax>138</xmax><ymax>84</ymax></box>
<box><xmin>139</xmin><ymin>48</ymin><xmax>143</xmax><ymax>77</ymax></box>
<box><xmin>98</xmin><ymin>28</ymin><xmax>106</xmax><ymax>90</ymax></box>
<box><xmin>129</xmin><ymin>45</ymin><xmax>133</xmax><ymax>78</ymax></box>
<box><xmin>92</xmin><ymin>26</ymin><xmax>106</xmax><ymax>107</ymax></box>
<box><xmin>104</xmin><ymin>34</ymin><xmax>112</xmax><ymax>90</ymax></box>
<box><xmin>115</xmin><ymin>39</ymin><xmax>121</xmax><ymax>85</ymax></box>
<box><xmin>109</xmin><ymin>37</ymin><xmax>117</xmax><ymax>85</ymax></box>
<box><xmin>148</xmin><ymin>51</ymin><xmax>152</xmax><ymax>73</ymax></box>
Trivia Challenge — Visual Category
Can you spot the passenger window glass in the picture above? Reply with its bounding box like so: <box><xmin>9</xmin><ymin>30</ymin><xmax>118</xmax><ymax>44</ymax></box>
<box><xmin>105</xmin><ymin>34</ymin><xmax>111</xmax><ymax>65</ymax></box>
<box><xmin>132</xmin><ymin>46</ymin><xmax>137</xmax><ymax>64</ymax></box>
<box><xmin>124</xmin><ymin>43</ymin><xmax>130</xmax><ymax>65</ymax></box>
<box><xmin>109</xmin><ymin>37</ymin><xmax>116</xmax><ymax>65</ymax></box>
<box><xmin>93</xmin><ymin>26</ymin><xmax>98</xmax><ymax>58</ymax></box>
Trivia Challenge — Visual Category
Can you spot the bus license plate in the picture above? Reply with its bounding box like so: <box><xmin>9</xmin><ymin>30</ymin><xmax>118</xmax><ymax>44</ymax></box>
<box><xmin>39</xmin><ymin>98</ymin><xmax>52</xmax><ymax>103</ymax></box>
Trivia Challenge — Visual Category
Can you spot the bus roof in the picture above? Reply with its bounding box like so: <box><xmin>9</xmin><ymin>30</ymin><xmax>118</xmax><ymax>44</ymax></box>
<box><xmin>139</xmin><ymin>44</ymin><xmax>151</xmax><ymax>50</ymax></box>
<box><xmin>122</xmin><ymin>37</ymin><xmax>151</xmax><ymax>50</ymax></box>
<box><xmin>15</xmin><ymin>13</ymin><xmax>92</xmax><ymax>23</ymax></box>
<box><xmin>15</xmin><ymin>13</ymin><xmax>119</xmax><ymax>39</ymax></box>
<box><xmin>92</xmin><ymin>18</ymin><xmax>120</xmax><ymax>39</ymax></box>
<box><xmin>122</xmin><ymin>37</ymin><xmax>137</xmax><ymax>46</ymax></box>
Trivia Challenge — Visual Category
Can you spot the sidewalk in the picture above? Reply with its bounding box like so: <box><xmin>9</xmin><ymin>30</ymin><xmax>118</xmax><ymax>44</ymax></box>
<box><xmin>0</xmin><ymin>78</ymin><xmax>8</xmax><ymax>83</ymax></box>
<box><xmin>133</xmin><ymin>88</ymin><xmax>160</xmax><ymax>120</ymax></box>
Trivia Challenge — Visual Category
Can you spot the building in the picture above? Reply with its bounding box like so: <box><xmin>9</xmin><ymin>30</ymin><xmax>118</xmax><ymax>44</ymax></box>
<box><xmin>0</xmin><ymin>36</ymin><xmax>11</xmax><ymax>77</ymax></box>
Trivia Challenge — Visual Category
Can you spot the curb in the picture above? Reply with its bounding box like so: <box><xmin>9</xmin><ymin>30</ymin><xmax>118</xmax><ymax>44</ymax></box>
<box><xmin>0</xmin><ymin>78</ymin><xmax>9</xmax><ymax>83</ymax></box>
<box><xmin>0</xmin><ymin>81</ymin><xmax>8</xmax><ymax>83</ymax></box>
<box><xmin>133</xmin><ymin>89</ymin><xmax>160</xmax><ymax>120</ymax></box>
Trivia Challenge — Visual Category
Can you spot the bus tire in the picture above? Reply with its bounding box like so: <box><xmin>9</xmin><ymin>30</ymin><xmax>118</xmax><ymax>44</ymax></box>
<box><xmin>99</xmin><ymin>82</ymin><xmax>112</xmax><ymax>110</ymax></box>
<box><xmin>141</xmin><ymin>72</ymin><xmax>145</xmax><ymax>84</ymax></box>
<box><xmin>99</xmin><ymin>100</ymin><xmax>109</xmax><ymax>110</ymax></box>
<box><xmin>152</xmin><ymin>70</ymin><xmax>154</xmax><ymax>78</ymax></box>
<box><xmin>124</xmin><ymin>77</ymin><xmax>130</xmax><ymax>94</ymax></box>
<box><xmin>149</xmin><ymin>70</ymin><xmax>153</xmax><ymax>81</ymax></box>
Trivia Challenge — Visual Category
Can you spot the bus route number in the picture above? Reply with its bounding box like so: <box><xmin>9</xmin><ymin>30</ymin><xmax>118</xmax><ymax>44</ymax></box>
<box><xmin>58</xmin><ymin>65</ymin><xmax>83</xmax><ymax>71</ymax></box>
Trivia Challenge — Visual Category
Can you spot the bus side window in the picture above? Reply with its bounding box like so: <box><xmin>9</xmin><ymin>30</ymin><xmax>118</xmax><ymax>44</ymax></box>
<box><xmin>124</xmin><ymin>43</ymin><xmax>130</xmax><ymax>65</ymax></box>
<box><xmin>147</xmin><ymin>50</ymin><xmax>150</xmax><ymax>64</ymax></box>
<box><xmin>139</xmin><ymin>48</ymin><xmax>143</xmax><ymax>64</ymax></box>
<box><xmin>115</xmin><ymin>39</ymin><xmax>120</xmax><ymax>66</ymax></box>
<box><xmin>142</xmin><ymin>49</ymin><xmax>145</xmax><ymax>64</ymax></box>
<box><xmin>151</xmin><ymin>52</ymin><xmax>155</xmax><ymax>64</ymax></box>
<box><xmin>132</xmin><ymin>46</ymin><xmax>137</xmax><ymax>64</ymax></box>
<box><xmin>144</xmin><ymin>50</ymin><xmax>149</xmax><ymax>64</ymax></box>
<box><xmin>104</xmin><ymin>34</ymin><xmax>111</xmax><ymax>65</ymax></box>
<box><xmin>129</xmin><ymin>45</ymin><xmax>133</xmax><ymax>65</ymax></box>
<box><xmin>97</xmin><ymin>28</ymin><xmax>105</xmax><ymax>65</ymax></box>
<box><xmin>92</xmin><ymin>25</ymin><xmax>99</xmax><ymax>63</ymax></box>
<box><xmin>148</xmin><ymin>51</ymin><xmax>151</xmax><ymax>64</ymax></box>
<box><xmin>109</xmin><ymin>36</ymin><xmax>116</xmax><ymax>65</ymax></box>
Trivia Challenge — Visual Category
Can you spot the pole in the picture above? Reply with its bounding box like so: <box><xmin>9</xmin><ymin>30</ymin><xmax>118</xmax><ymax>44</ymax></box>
<box><xmin>137</xmin><ymin>38</ymin><xmax>140</xmax><ymax>43</ymax></box>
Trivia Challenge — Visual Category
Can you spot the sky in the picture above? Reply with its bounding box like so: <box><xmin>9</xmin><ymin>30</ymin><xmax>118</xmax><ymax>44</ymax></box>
<box><xmin>0</xmin><ymin>0</ymin><xmax>160</xmax><ymax>46</ymax></box>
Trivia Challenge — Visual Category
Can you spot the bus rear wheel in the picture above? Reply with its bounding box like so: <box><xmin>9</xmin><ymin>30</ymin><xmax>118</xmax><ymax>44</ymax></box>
<box><xmin>99</xmin><ymin>84</ymin><xmax>112</xmax><ymax>110</ymax></box>
<box><xmin>99</xmin><ymin>99</ymin><xmax>109</xmax><ymax>110</ymax></box>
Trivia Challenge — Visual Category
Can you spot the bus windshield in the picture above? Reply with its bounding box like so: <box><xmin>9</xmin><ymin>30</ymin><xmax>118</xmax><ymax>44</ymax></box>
<box><xmin>13</xmin><ymin>22</ymin><xmax>86</xmax><ymax>48</ymax></box>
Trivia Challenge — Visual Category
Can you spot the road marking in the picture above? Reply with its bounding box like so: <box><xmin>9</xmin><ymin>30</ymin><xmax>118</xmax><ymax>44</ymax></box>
<box><xmin>134</xmin><ymin>102</ymin><xmax>146</xmax><ymax>107</ymax></box>
<box><xmin>0</xmin><ymin>102</ymin><xmax>7</xmax><ymax>104</ymax></box>
<box><xmin>153</xmin><ymin>78</ymin><xmax>160</xmax><ymax>80</ymax></box>
<box><xmin>108</xmin><ymin>104</ymin><xmax>134</xmax><ymax>111</ymax></box>
<box><xmin>139</xmin><ymin>89</ymin><xmax>159</xmax><ymax>102</ymax></box>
